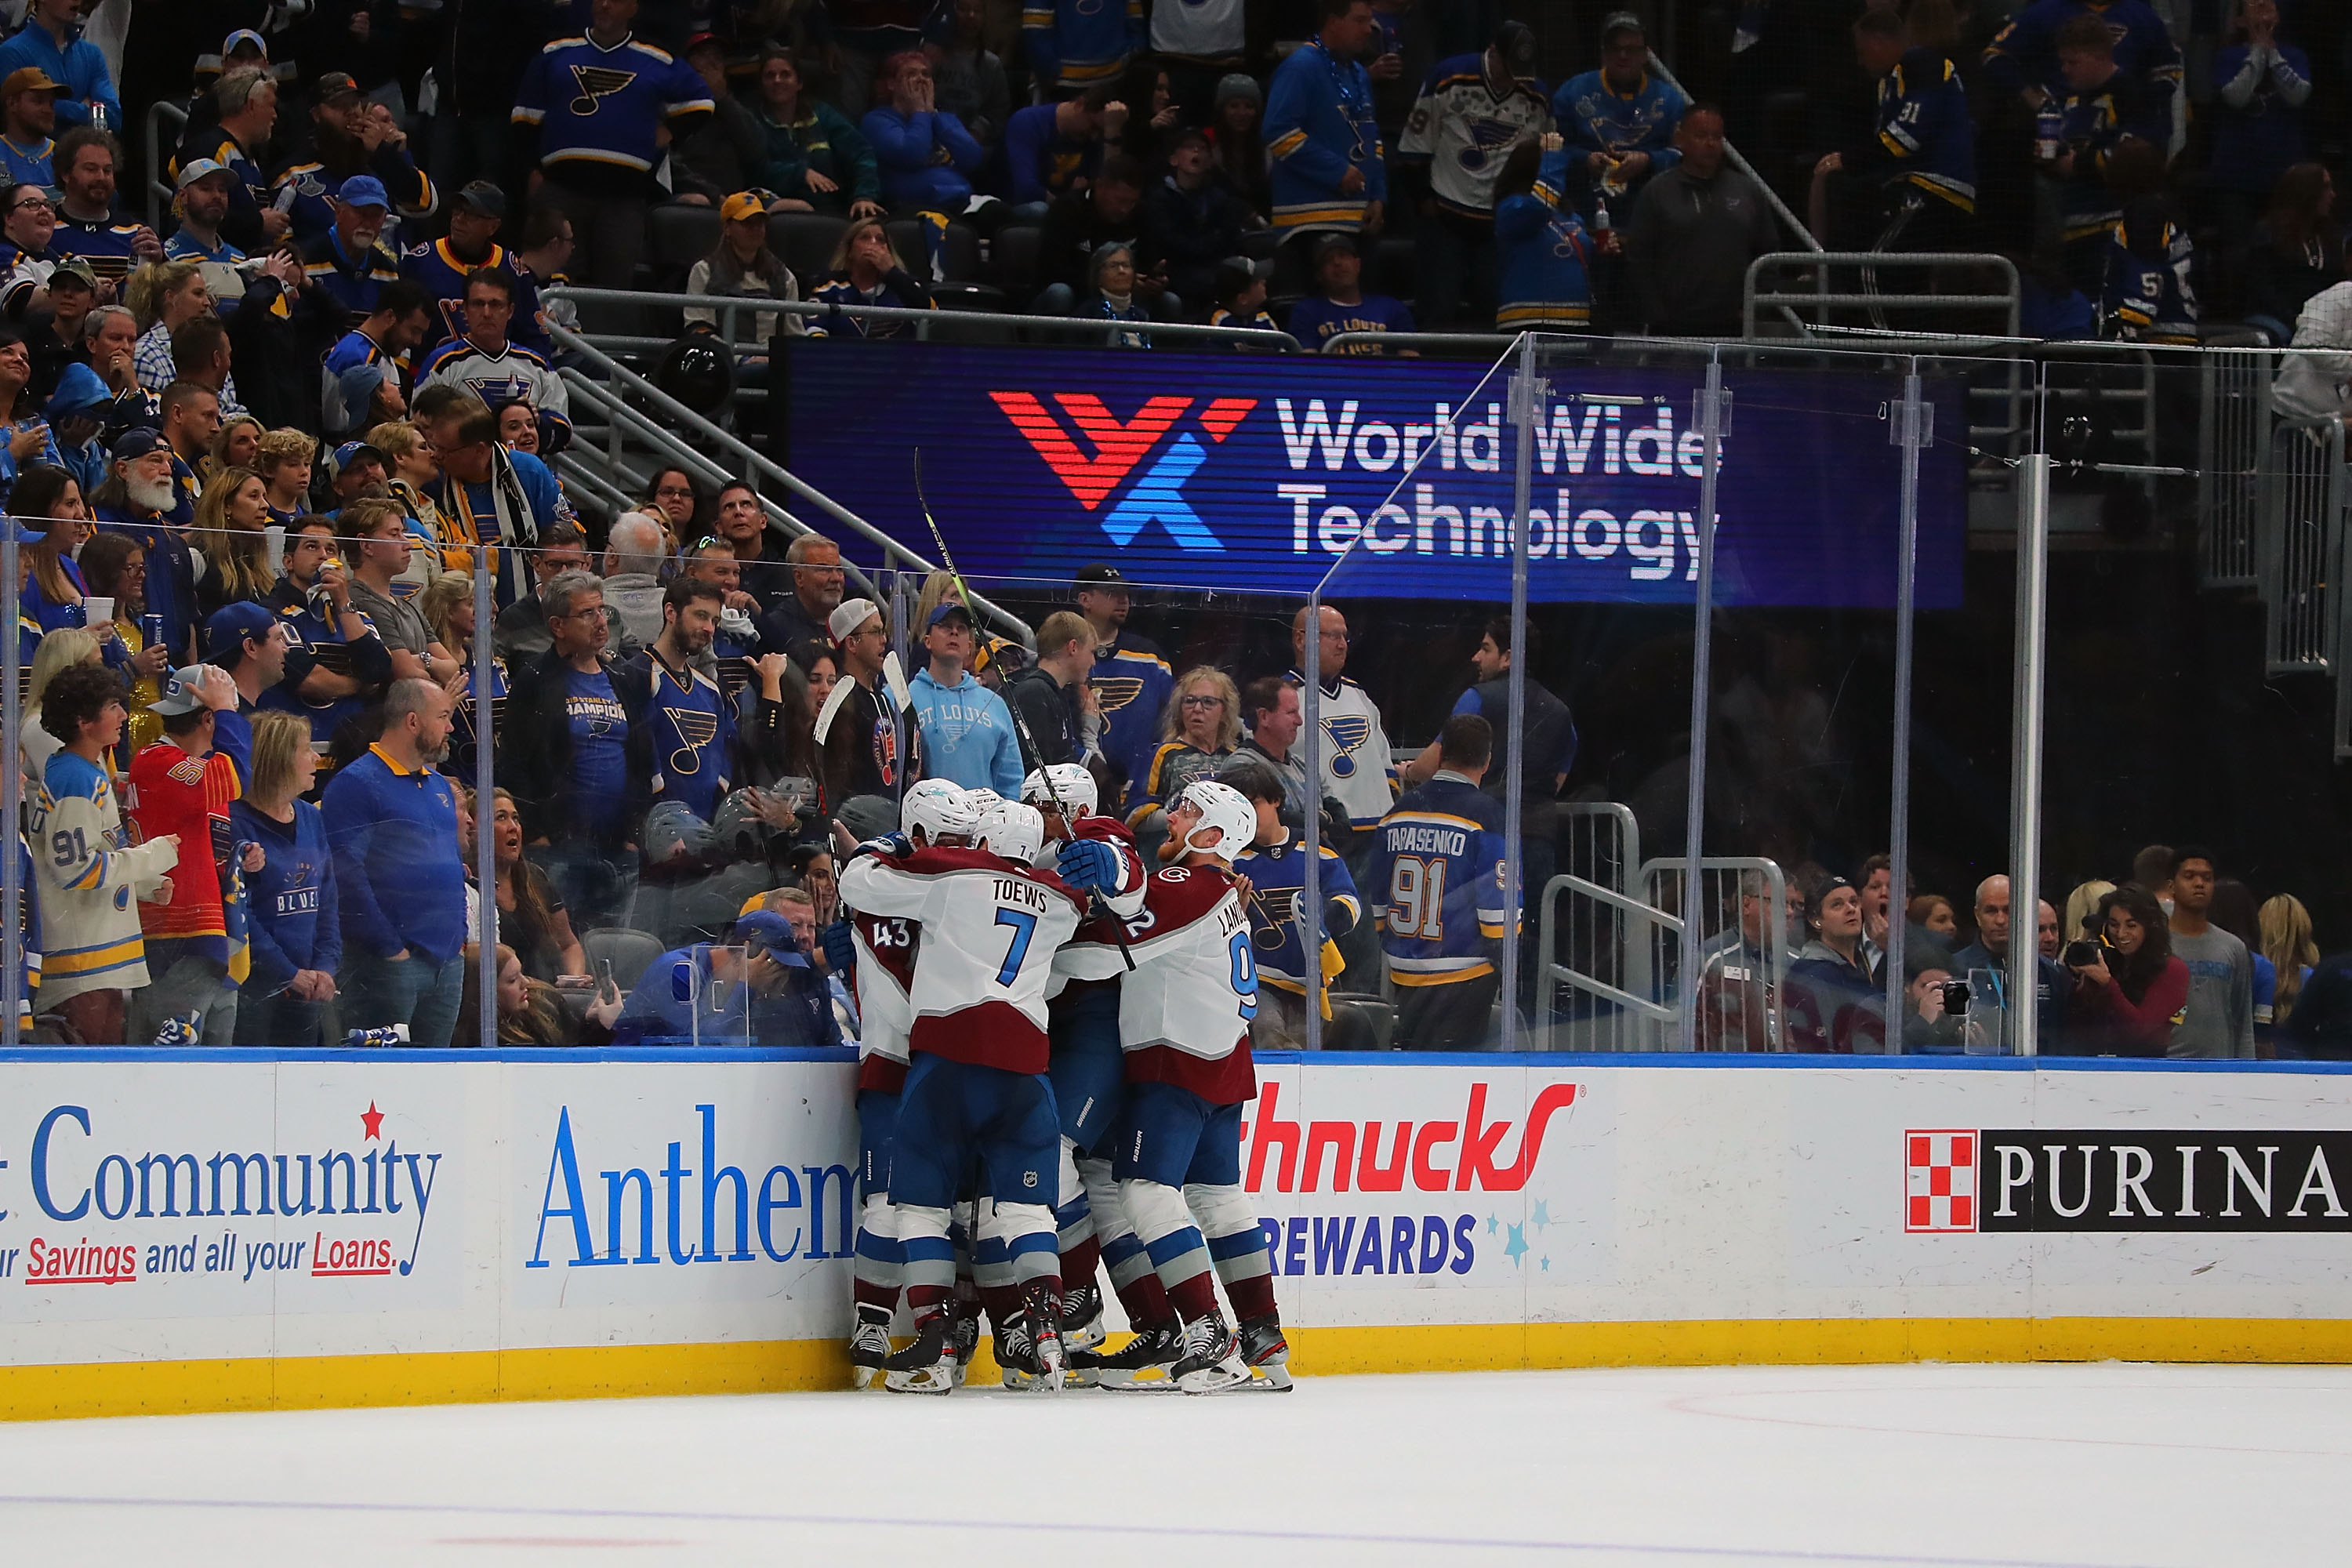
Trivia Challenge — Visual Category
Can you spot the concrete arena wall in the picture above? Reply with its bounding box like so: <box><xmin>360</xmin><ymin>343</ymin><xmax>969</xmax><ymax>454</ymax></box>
<box><xmin>1</xmin><ymin>1048</ymin><xmax>2347</xmax><ymax>1421</ymax></box>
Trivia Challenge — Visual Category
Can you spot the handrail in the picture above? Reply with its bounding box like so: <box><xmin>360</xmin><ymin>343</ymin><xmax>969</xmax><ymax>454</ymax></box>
<box><xmin>543</xmin><ymin>285</ymin><xmax>1304</xmax><ymax>352</ymax></box>
<box><xmin>547</xmin><ymin>320</ymin><xmax>1036</xmax><ymax>648</ymax></box>
<box><xmin>1321</xmin><ymin>330</ymin><xmax>1513</xmax><ymax>355</ymax></box>
<box><xmin>1744</xmin><ymin>252</ymin><xmax>2022</xmax><ymax>339</ymax></box>
<box><xmin>145</xmin><ymin>100</ymin><xmax>187</xmax><ymax>234</ymax></box>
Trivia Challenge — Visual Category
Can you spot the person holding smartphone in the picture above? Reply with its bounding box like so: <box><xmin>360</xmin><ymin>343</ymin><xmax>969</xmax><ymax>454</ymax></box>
<box><xmin>2063</xmin><ymin>882</ymin><xmax>2188</xmax><ymax>1057</ymax></box>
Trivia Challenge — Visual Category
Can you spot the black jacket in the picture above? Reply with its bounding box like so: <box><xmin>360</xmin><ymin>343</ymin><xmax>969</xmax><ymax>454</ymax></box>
<box><xmin>1004</xmin><ymin>663</ymin><xmax>1081</xmax><ymax>768</ymax></box>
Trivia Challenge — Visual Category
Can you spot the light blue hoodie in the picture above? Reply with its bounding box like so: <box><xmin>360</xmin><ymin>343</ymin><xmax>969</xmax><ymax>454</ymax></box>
<box><xmin>909</xmin><ymin>663</ymin><xmax>1025</xmax><ymax>797</ymax></box>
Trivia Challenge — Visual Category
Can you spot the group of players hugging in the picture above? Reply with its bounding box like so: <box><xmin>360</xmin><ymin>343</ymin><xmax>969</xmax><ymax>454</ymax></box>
<box><xmin>823</xmin><ymin>764</ymin><xmax>1290</xmax><ymax>1395</ymax></box>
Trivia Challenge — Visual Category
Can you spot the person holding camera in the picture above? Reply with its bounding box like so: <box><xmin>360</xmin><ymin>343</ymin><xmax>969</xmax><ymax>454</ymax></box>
<box><xmin>2061</xmin><ymin>883</ymin><xmax>2188</xmax><ymax>1058</ymax></box>
<box><xmin>1900</xmin><ymin>937</ymin><xmax>1967</xmax><ymax>1054</ymax></box>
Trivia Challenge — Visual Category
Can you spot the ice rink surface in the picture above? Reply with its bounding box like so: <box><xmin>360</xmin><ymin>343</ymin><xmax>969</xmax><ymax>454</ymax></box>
<box><xmin>1</xmin><ymin>1362</ymin><xmax>2344</xmax><ymax>1565</ymax></box>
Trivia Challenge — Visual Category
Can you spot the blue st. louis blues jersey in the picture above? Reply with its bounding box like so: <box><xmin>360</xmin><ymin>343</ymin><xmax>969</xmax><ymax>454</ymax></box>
<box><xmin>633</xmin><ymin>655</ymin><xmax>737</xmax><ymax>822</ymax></box>
<box><xmin>1365</xmin><ymin>775</ymin><xmax>1515</xmax><ymax>989</ymax></box>
<box><xmin>1849</xmin><ymin>48</ymin><xmax>1976</xmax><ymax>213</ymax></box>
<box><xmin>1232</xmin><ymin>834</ymin><xmax>1359</xmax><ymax>996</ymax></box>
<box><xmin>1090</xmin><ymin>634</ymin><xmax>1173</xmax><ymax>809</ymax></box>
<box><xmin>2103</xmin><ymin>198</ymin><xmax>2196</xmax><ymax>343</ymax></box>
<box><xmin>1552</xmin><ymin>69</ymin><xmax>1686</xmax><ymax>173</ymax></box>
<box><xmin>512</xmin><ymin>32</ymin><xmax>715</xmax><ymax>180</ymax></box>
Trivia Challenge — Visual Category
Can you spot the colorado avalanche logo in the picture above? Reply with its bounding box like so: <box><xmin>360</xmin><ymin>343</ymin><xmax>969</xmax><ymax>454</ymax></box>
<box><xmin>1322</xmin><ymin>713</ymin><xmax>1373</xmax><ymax>778</ymax></box>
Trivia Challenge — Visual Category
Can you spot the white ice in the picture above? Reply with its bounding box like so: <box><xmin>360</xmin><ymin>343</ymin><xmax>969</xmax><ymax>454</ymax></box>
<box><xmin>0</xmin><ymin>1363</ymin><xmax>2343</xmax><ymax>1564</ymax></box>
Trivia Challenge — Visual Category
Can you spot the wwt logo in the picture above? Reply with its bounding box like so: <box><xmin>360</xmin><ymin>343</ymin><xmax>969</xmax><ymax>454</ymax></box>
<box><xmin>989</xmin><ymin>392</ymin><xmax>1256</xmax><ymax>550</ymax></box>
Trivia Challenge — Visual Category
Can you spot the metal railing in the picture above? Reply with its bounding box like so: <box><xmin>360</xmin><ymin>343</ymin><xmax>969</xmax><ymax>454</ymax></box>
<box><xmin>542</xmin><ymin>285</ymin><xmax>1302</xmax><ymax>355</ymax></box>
<box><xmin>546</xmin><ymin>320</ymin><xmax>1036</xmax><ymax>648</ymax></box>
<box><xmin>2256</xmin><ymin>416</ymin><xmax>2344</xmax><ymax>678</ymax></box>
<box><xmin>2200</xmin><ymin>349</ymin><xmax>2275</xmax><ymax>588</ymax></box>
<box><xmin>145</xmin><ymin>100</ymin><xmax>187</xmax><ymax>234</ymax></box>
<box><xmin>1743</xmin><ymin>252</ymin><xmax>2021</xmax><ymax>341</ymax></box>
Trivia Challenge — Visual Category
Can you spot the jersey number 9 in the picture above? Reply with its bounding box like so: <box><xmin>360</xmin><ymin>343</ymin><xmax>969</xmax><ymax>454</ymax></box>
<box><xmin>1229</xmin><ymin>929</ymin><xmax>1259</xmax><ymax>1022</ymax></box>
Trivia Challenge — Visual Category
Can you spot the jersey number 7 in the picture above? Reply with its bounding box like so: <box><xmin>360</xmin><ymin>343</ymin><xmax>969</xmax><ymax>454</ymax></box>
<box><xmin>993</xmin><ymin>907</ymin><xmax>1038</xmax><ymax>986</ymax></box>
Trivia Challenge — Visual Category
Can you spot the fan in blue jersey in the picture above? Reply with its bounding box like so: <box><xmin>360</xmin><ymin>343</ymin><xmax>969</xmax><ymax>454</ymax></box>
<box><xmin>1225</xmin><ymin>760</ymin><xmax>1359</xmax><ymax>1052</ymax></box>
<box><xmin>1365</xmin><ymin>713</ymin><xmax>1516</xmax><ymax>1051</ymax></box>
<box><xmin>0</xmin><ymin>0</ymin><xmax>120</xmax><ymax>135</ymax></box>
<box><xmin>0</xmin><ymin>65</ymin><xmax>60</xmax><ymax>187</ymax></box>
<box><xmin>1286</xmin><ymin>231</ymin><xmax>1416</xmax><ymax>354</ymax></box>
<box><xmin>320</xmin><ymin>280</ymin><xmax>434</xmax><ymax>441</ymax></box>
<box><xmin>398</xmin><ymin>180</ymin><xmax>541</xmax><ymax>358</ymax></box>
<box><xmin>1982</xmin><ymin>0</ymin><xmax>2181</xmax><ymax>121</ymax></box>
<box><xmin>1552</xmin><ymin>12</ymin><xmax>1686</xmax><ymax>222</ymax></box>
<box><xmin>1023</xmin><ymin>0</ymin><xmax>1142</xmax><ymax>98</ymax></box>
<box><xmin>1492</xmin><ymin>136</ymin><xmax>1593</xmax><ymax>331</ymax></box>
<box><xmin>417</xmin><ymin>266</ymin><xmax>571</xmax><ymax>455</ymax></box>
<box><xmin>1073</xmin><ymin>562</ymin><xmax>1173</xmax><ymax>813</ymax></box>
<box><xmin>2045</xmin><ymin>15</ymin><xmax>2172</xmax><ymax>296</ymax></box>
<box><xmin>1811</xmin><ymin>10</ymin><xmax>1976</xmax><ymax>256</ymax></box>
<box><xmin>511</xmin><ymin>0</ymin><xmax>715</xmax><ymax>289</ymax></box>
<box><xmin>299</xmin><ymin>176</ymin><xmax>403</xmax><ymax>321</ymax></box>
<box><xmin>617</xmin><ymin>578</ymin><xmax>741</xmax><ymax>827</ymax></box>
<box><xmin>49</xmin><ymin>126</ymin><xmax>158</xmax><ymax>288</ymax></box>
<box><xmin>1265</xmin><ymin>0</ymin><xmax>1386</xmax><ymax>240</ymax></box>
<box><xmin>2098</xmin><ymin>142</ymin><xmax>2197</xmax><ymax>345</ymax></box>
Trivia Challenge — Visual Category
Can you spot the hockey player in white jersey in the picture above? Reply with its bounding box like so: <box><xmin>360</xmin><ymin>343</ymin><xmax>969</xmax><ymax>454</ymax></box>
<box><xmin>1021</xmin><ymin>763</ymin><xmax>1154</xmax><ymax>1359</ymax></box>
<box><xmin>1057</xmin><ymin>779</ymin><xmax>1289</xmax><ymax>1392</ymax></box>
<box><xmin>822</xmin><ymin>779</ymin><xmax>977</xmax><ymax>1387</ymax></box>
<box><xmin>836</xmin><ymin>798</ymin><xmax>1087</xmax><ymax>1392</ymax></box>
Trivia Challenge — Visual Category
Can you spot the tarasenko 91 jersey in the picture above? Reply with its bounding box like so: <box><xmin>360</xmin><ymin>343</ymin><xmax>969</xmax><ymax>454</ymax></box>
<box><xmin>1058</xmin><ymin>862</ymin><xmax>1258</xmax><ymax>1106</ymax></box>
<box><xmin>1364</xmin><ymin>775</ymin><xmax>1515</xmax><ymax>988</ymax></box>
<box><xmin>837</xmin><ymin>844</ymin><xmax>1086</xmax><ymax>1075</ymax></box>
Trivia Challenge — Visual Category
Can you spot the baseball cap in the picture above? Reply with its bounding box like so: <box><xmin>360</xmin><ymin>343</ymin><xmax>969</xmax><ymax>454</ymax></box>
<box><xmin>1312</xmin><ymin>231</ymin><xmax>1360</xmax><ymax>263</ymax></box>
<box><xmin>329</xmin><ymin>439</ymin><xmax>386</xmax><ymax>479</ymax></box>
<box><xmin>336</xmin><ymin>175</ymin><xmax>390</xmax><ymax>212</ymax></box>
<box><xmin>925</xmin><ymin>601</ymin><xmax>974</xmax><ymax>630</ymax></box>
<box><xmin>110</xmin><ymin>426</ymin><xmax>166</xmax><ymax>462</ymax></box>
<box><xmin>46</xmin><ymin>256</ymin><xmax>96</xmax><ymax>292</ymax></box>
<box><xmin>315</xmin><ymin>71</ymin><xmax>361</xmax><ymax>104</ymax></box>
<box><xmin>1074</xmin><ymin>562</ymin><xmax>1125</xmax><ymax>590</ymax></box>
<box><xmin>1599</xmin><ymin>9</ymin><xmax>1646</xmax><ymax>42</ymax></box>
<box><xmin>454</xmin><ymin>180</ymin><xmax>506</xmax><ymax>218</ymax></box>
<box><xmin>2</xmin><ymin>66</ymin><xmax>62</xmax><ymax>100</ymax></box>
<box><xmin>732</xmin><ymin>909</ymin><xmax>803</xmax><ymax>956</ymax></box>
<box><xmin>827</xmin><ymin>597</ymin><xmax>881</xmax><ymax>643</ymax></box>
<box><xmin>719</xmin><ymin>191</ymin><xmax>767</xmax><ymax>224</ymax></box>
<box><xmin>149</xmin><ymin>665</ymin><xmax>218</xmax><ymax>716</ymax></box>
<box><xmin>223</xmin><ymin>28</ymin><xmax>268</xmax><ymax>59</ymax></box>
<box><xmin>174</xmin><ymin>157</ymin><xmax>235</xmax><ymax>192</ymax></box>
<box><xmin>205</xmin><ymin>601</ymin><xmax>275</xmax><ymax>664</ymax></box>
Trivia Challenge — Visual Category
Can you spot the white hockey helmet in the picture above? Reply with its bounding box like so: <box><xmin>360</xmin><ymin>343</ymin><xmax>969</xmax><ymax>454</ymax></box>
<box><xmin>973</xmin><ymin>800</ymin><xmax>1046</xmax><ymax>866</ymax></box>
<box><xmin>1021</xmin><ymin>762</ymin><xmax>1098</xmax><ymax>819</ymax></box>
<box><xmin>1174</xmin><ymin>779</ymin><xmax>1254</xmax><ymax>865</ymax></box>
<box><xmin>963</xmin><ymin>788</ymin><xmax>1004</xmax><ymax>815</ymax></box>
<box><xmin>901</xmin><ymin>778</ymin><xmax>977</xmax><ymax>845</ymax></box>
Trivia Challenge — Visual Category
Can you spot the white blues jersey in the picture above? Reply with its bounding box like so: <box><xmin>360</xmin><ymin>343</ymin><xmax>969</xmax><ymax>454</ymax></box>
<box><xmin>1397</xmin><ymin>54</ymin><xmax>1553</xmax><ymax>219</ymax></box>
<box><xmin>1290</xmin><ymin>670</ymin><xmax>1394</xmax><ymax>829</ymax></box>
<box><xmin>419</xmin><ymin>338</ymin><xmax>571</xmax><ymax>441</ymax></box>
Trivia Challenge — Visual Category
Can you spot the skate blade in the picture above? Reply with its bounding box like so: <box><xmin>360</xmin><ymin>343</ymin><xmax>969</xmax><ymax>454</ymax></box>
<box><xmin>1065</xmin><ymin>1316</ymin><xmax>1108</xmax><ymax>1352</ymax></box>
<box><xmin>851</xmin><ymin>1364</ymin><xmax>877</xmax><ymax>1390</ymax></box>
<box><xmin>883</xmin><ymin>1364</ymin><xmax>956</xmax><ymax>1394</ymax></box>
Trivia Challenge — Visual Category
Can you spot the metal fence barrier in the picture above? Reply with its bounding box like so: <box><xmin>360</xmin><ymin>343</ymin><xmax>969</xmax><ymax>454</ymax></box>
<box><xmin>2257</xmin><ymin>416</ymin><xmax>2345</xmax><ymax>682</ymax></box>
<box><xmin>1743</xmin><ymin>252</ymin><xmax>2022</xmax><ymax>341</ymax></box>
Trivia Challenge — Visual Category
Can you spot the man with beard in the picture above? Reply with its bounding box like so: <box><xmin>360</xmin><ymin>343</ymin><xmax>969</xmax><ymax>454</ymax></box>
<box><xmin>93</xmin><ymin>426</ymin><xmax>200</xmax><ymax>666</ymax></box>
<box><xmin>618</xmin><ymin>577</ymin><xmax>742</xmax><ymax>835</ymax></box>
<box><xmin>273</xmin><ymin>73</ymin><xmax>437</xmax><ymax>248</ymax></box>
<box><xmin>321</xmin><ymin>677</ymin><xmax>470</xmax><ymax>1048</ymax></box>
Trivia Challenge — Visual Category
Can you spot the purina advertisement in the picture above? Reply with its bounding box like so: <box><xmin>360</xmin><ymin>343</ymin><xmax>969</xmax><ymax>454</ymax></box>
<box><xmin>2</xmin><ymin>1053</ymin><xmax>2350</xmax><ymax>1414</ymax></box>
<box><xmin>783</xmin><ymin>341</ymin><xmax>1968</xmax><ymax>608</ymax></box>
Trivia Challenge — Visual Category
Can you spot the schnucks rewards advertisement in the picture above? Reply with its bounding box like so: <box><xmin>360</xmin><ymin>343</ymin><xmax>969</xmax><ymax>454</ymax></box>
<box><xmin>782</xmin><ymin>341</ymin><xmax>1966</xmax><ymax>607</ymax></box>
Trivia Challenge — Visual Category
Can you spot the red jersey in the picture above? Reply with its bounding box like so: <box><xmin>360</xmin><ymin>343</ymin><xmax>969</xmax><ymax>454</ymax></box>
<box><xmin>1059</xmin><ymin>861</ymin><xmax>1258</xmax><ymax>1105</ymax></box>
<box><xmin>125</xmin><ymin>740</ymin><xmax>238</xmax><ymax>946</ymax></box>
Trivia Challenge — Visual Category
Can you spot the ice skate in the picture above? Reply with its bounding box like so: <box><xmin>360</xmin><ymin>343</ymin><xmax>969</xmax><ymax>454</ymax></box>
<box><xmin>1060</xmin><ymin>1279</ymin><xmax>1107</xmax><ymax>1351</ymax></box>
<box><xmin>1239</xmin><ymin>1313</ymin><xmax>1294</xmax><ymax>1391</ymax></box>
<box><xmin>880</xmin><ymin>1313</ymin><xmax>956</xmax><ymax>1394</ymax></box>
<box><xmin>1076</xmin><ymin>1320</ymin><xmax>1183</xmax><ymax>1389</ymax></box>
<box><xmin>945</xmin><ymin>1300</ymin><xmax>981</xmax><ymax>1388</ymax></box>
<box><xmin>1172</xmin><ymin>1315</ymin><xmax>1250</xmax><ymax>1394</ymax></box>
<box><xmin>848</xmin><ymin>1304</ymin><xmax>892</xmax><ymax>1389</ymax></box>
<box><xmin>997</xmin><ymin>1283</ymin><xmax>1066</xmax><ymax>1392</ymax></box>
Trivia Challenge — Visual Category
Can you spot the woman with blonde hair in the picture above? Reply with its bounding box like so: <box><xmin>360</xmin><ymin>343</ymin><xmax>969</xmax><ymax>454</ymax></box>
<box><xmin>2064</xmin><ymin>879</ymin><xmax>2116</xmax><ymax>946</ymax></box>
<box><xmin>20</xmin><ymin>624</ymin><xmax>100</xmax><ymax>778</ymax></box>
<box><xmin>368</xmin><ymin>419</ymin><xmax>459</xmax><ymax>581</ymax></box>
<box><xmin>191</xmin><ymin>464</ymin><xmax>276</xmax><ymax>614</ymax></box>
<box><xmin>1128</xmin><ymin>665</ymin><xmax>1240</xmax><ymax>851</ymax></box>
<box><xmin>2259</xmin><ymin>894</ymin><xmax>2318</xmax><ymax>1033</ymax></box>
<box><xmin>808</xmin><ymin>216</ymin><xmax>932</xmax><ymax>339</ymax></box>
<box><xmin>912</xmin><ymin>568</ymin><xmax>962</xmax><ymax>636</ymax></box>
<box><xmin>419</xmin><ymin>570</ymin><xmax>506</xmax><ymax>776</ymax></box>
<box><xmin>125</xmin><ymin>260</ymin><xmax>223</xmax><ymax>396</ymax></box>
<box><xmin>209</xmin><ymin>412</ymin><xmax>263</xmax><ymax>481</ymax></box>
<box><xmin>229</xmin><ymin>711</ymin><xmax>341</xmax><ymax>1046</ymax></box>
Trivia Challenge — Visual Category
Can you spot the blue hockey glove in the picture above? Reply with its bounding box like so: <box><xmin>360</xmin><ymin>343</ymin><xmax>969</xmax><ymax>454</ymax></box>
<box><xmin>820</xmin><ymin>920</ymin><xmax>859</xmax><ymax>974</ymax></box>
<box><xmin>1055</xmin><ymin>837</ymin><xmax>1120</xmax><ymax>895</ymax></box>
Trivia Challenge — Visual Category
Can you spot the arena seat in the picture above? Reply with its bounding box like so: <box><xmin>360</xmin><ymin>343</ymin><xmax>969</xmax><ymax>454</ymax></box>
<box><xmin>771</xmin><ymin>212</ymin><xmax>850</xmax><ymax>285</ymax></box>
<box><xmin>883</xmin><ymin>218</ymin><xmax>982</xmax><ymax>285</ymax></box>
<box><xmin>989</xmin><ymin>223</ymin><xmax>1044</xmax><ymax>309</ymax></box>
<box><xmin>583</xmin><ymin>927</ymin><xmax>666</xmax><ymax>995</ymax></box>
<box><xmin>648</xmin><ymin>204</ymin><xmax>724</xmax><ymax>287</ymax></box>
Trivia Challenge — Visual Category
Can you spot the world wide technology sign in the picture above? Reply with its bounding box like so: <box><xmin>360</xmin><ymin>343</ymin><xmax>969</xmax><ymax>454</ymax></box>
<box><xmin>783</xmin><ymin>341</ymin><xmax>1966</xmax><ymax>608</ymax></box>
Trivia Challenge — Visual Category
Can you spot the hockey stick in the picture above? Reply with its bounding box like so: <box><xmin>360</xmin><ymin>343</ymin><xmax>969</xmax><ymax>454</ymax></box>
<box><xmin>913</xmin><ymin>448</ymin><xmax>1134</xmax><ymax>972</ymax></box>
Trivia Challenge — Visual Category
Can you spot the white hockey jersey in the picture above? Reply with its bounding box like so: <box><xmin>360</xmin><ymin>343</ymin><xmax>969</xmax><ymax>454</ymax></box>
<box><xmin>1290</xmin><ymin>670</ymin><xmax>1396</xmax><ymax>829</ymax></box>
<box><xmin>419</xmin><ymin>338</ymin><xmax>572</xmax><ymax>439</ymax></box>
<box><xmin>1396</xmin><ymin>56</ymin><xmax>1554</xmax><ymax>219</ymax></box>
<box><xmin>1151</xmin><ymin>0</ymin><xmax>1243</xmax><ymax>57</ymax></box>
<box><xmin>837</xmin><ymin>845</ymin><xmax>1086</xmax><ymax>1075</ymax></box>
<box><xmin>1058</xmin><ymin>862</ymin><xmax>1257</xmax><ymax>1105</ymax></box>
<box><xmin>850</xmin><ymin>891</ymin><xmax>919</xmax><ymax>1082</ymax></box>
<box><xmin>29</xmin><ymin>751</ymin><xmax>179</xmax><ymax>1006</ymax></box>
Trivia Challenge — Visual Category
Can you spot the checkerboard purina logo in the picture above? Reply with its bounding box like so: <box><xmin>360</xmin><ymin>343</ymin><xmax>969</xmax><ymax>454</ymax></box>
<box><xmin>1904</xmin><ymin>1128</ymin><xmax>1977</xmax><ymax>1233</ymax></box>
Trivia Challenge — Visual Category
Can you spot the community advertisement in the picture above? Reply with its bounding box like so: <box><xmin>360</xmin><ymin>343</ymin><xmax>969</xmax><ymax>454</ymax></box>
<box><xmin>1</xmin><ymin>1054</ymin><xmax>2347</xmax><ymax>1400</ymax></box>
<box><xmin>783</xmin><ymin>342</ymin><xmax>1968</xmax><ymax>607</ymax></box>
